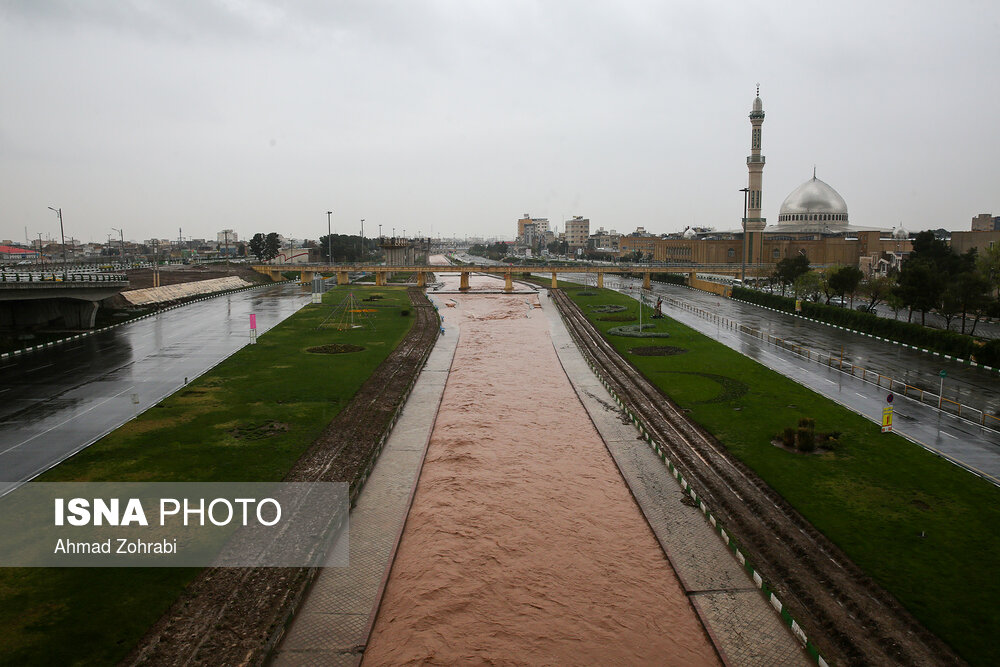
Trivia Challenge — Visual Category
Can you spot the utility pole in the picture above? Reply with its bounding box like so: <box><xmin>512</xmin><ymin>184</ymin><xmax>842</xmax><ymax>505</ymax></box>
<box><xmin>48</xmin><ymin>207</ymin><xmax>66</xmax><ymax>270</ymax></box>
<box><xmin>37</xmin><ymin>233</ymin><xmax>44</xmax><ymax>267</ymax></box>
<box><xmin>740</xmin><ymin>187</ymin><xmax>749</xmax><ymax>282</ymax></box>
<box><xmin>359</xmin><ymin>219</ymin><xmax>365</xmax><ymax>260</ymax></box>
<box><xmin>326</xmin><ymin>211</ymin><xmax>333</xmax><ymax>263</ymax></box>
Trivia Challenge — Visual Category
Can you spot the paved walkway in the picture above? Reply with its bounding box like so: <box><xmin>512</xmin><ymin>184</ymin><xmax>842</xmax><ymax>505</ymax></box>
<box><xmin>271</xmin><ymin>296</ymin><xmax>458</xmax><ymax>666</ymax></box>
<box><xmin>538</xmin><ymin>289</ymin><xmax>809</xmax><ymax>666</ymax></box>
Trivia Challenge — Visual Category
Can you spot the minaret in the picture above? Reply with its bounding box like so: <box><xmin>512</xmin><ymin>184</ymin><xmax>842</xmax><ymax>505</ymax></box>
<box><xmin>743</xmin><ymin>85</ymin><xmax>766</xmax><ymax>277</ymax></box>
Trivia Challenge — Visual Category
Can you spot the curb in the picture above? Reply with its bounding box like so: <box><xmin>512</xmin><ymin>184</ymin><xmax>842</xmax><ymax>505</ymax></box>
<box><xmin>726</xmin><ymin>295</ymin><xmax>999</xmax><ymax>375</ymax></box>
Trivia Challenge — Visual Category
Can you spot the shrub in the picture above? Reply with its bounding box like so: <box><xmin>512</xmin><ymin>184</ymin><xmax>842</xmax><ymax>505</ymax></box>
<box><xmin>796</xmin><ymin>417</ymin><xmax>816</xmax><ymax>452</ymax></box>
<box><xmin>974</xmin><ymin>339</ymin><xmax>1000</xmax><ymax>367</ymax></box>
<box><xmin>730</xmin><ymin>286</ymin><xmax>982</xmax><ymax>362</ymax></box>
<box><xmin>782</xmin><ymin>427</ymin><xmax>796</xmax><ymax>447</ymax></box>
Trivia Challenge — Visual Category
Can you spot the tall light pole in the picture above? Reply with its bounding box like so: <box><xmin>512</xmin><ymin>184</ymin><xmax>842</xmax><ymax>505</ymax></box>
<box><xmin>740</xmin><ymin>187</ymin><xmax>749</xmax><ymax>282</ymax></box>
<box><xmin>48</xmin><ymin>206</ymin><xmax>66</xmax><ymax>269</ymax></box>
<box><xmin>360</xmin><ymin>219</ymin><xmax>365</xmax><ymax>260</ymax></box>
<box><xmin>326</xmin><ymin>211</ymin><xmax>333</xmax><ymax>263</ymax></box>
<box><xmin>111</xmin><ymin>227</ymin><xmax>125</xmax><ymax>264</ymax></box>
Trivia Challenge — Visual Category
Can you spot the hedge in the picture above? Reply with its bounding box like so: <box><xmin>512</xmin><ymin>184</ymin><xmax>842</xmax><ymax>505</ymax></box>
<box><xmin>730</xmin><ymin>287</ymin><xmax>1000</xmax><ymax>367</ymax></box>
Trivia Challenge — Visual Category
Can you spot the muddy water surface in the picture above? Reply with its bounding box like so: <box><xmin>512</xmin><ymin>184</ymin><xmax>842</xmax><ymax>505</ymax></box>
<box><xmin>364</xmin><ymin>292</ymin><xmax>720</xmax><ymax>665</ymax></box>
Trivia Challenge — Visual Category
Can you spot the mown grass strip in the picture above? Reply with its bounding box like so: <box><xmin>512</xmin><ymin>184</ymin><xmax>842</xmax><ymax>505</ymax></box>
<box><xmin>563</xmin><ymin>286</ymin><xmax>1000</xmax><ymax>667</ymax></box>
<box><xmin>0</xmin><ymin>286</ymin><xmax>415</xmax><ymax>667</ymax></box>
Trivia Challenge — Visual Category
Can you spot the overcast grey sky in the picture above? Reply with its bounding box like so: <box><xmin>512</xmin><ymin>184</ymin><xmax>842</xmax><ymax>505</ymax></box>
<box><xmin>2</xmin><ymin>1</ymin><xmax>998</xmax><ymax>245</ymax></box>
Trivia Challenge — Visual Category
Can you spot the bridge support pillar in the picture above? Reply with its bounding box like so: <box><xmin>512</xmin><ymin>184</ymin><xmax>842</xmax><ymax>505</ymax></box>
<box><xmin>551</xmin><ymin>272</ymin><xmax>558</xmax><ymax>289</ymax></box>
<box><xmin>643</xmin><ymin>272</ymin><xmax>651</xmax><ymax>290</ymax></box>
<box><xmin>337</xmin><ymin>271</ymin><xmax>349</xmax><ymax>285</ymax></box>
<box><xmin>270</xmin><ymin>269</ymin><xmax>284</xmax><ymax>282</ymax></box>
<box><xmin>504</xmin><ymin>272</ymin><xmax>513</xmax><ymax>293</ymax></box>
<box><xmin>689</xmin><ymin>271</ymin><xmax>697</xmax><ymax>285</ymax></box>
<box><xmin>300</xmin><ymin>270</ymin><xmax>314</xmax><ymax>284</ymax></box>
<box><xmin>460</xmin><ymin>271</ymin><xmax>470</xmax><ymax>291</ymax></box>
<box><xmin>59</xmin><ymin>300</ymin><xmax>99</xmax><ymax>329</ymax></box>
<box><xmin>597</xmin><ymin>272</ymin><xmax>604</xmax><ymax>289</ymax></box>
<box><xmin>417</xmin><ymin>271</ymin><xmax>426</xmax><ymax>287</ymax></box>
<box><xmin>375</xmin><ymin>271</ymin><xmax>387</xmax><ymax>287</ymax></box>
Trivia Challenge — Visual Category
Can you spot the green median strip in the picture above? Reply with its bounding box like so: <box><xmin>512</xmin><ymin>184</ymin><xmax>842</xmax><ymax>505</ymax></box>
<box><xmin>0</xmin><ymin>286</ymin><xmax>416</xmax><ymax>667</ymax></box>
<box><xmin>563</xmin><ymin>285</ymin><xmax>1000</xmax><ymax>667</ymax></box>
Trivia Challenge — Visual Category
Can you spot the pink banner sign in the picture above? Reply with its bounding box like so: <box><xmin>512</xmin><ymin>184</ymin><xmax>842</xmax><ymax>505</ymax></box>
<box><xmin>249</xmin><ymin>314</ymin><xmax>257</xmax><ymax>330</ymax></box>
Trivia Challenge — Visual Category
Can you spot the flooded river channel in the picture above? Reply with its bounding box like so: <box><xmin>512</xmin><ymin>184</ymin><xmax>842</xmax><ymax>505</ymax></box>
<box><xmin>364</xmin><ymin>268</ymin><xmax>720</xmax><ymax>665</ymax></box>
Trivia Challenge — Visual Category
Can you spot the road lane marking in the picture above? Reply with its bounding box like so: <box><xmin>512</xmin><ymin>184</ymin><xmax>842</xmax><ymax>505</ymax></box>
<box><xmin>824</xmin><ymin>379</ymin><xmax>836</xmax><ymax>384</ymax></box>
<box><xmin>29</xmin><ymin>363</ymin><xmax>54</xmax><ymax>372</ymax></box>
<box><xmin>0</xmin><ymin>385</ymin><xmax>136</xmax><ymax>457</ymax></box>
<box><xmin>940</xmin><ymin>432</ymin><xmax>958</xmax><ymax>439</ymax></box>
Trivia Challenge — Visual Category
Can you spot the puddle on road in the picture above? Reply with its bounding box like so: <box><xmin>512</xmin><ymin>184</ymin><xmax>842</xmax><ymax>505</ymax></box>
<box><xmin>365</xmin><ymin>284</ymin><xmax>719</xmax><ymax>665</ymax></box>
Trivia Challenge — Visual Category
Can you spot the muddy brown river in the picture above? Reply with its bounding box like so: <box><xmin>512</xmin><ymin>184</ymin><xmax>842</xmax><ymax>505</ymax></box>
<box><xmin>363</xmin><ymin>266</ymin><xmax>719</xmax><ymax>665</ymax></box>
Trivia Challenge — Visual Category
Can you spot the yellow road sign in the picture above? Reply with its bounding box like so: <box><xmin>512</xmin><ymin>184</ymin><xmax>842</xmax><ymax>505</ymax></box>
<box><xmin>882</xmin><ymin>406</ymin><xmax>893</xmax><ymax>433</ymax></box>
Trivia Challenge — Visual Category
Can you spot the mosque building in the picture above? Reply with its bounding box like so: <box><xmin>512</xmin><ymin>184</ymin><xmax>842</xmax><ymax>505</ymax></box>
<box><xmin>620</xmin><ymin>88</ymin><xmax>913</xmax><ymax>277</ymax></box>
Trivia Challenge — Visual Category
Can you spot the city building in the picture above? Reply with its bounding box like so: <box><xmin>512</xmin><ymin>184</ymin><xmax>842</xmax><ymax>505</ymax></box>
<box><xmin>971</xmin><ymin>213</ymin><xmax>1000</xmax><ymax>231</ymax></box>
<box><xmin>516</xmin><ymin>214</ymin><xmax>549</xmax><ymax>243</ymax></box>
<box><xmin>619</xmin><ymin>87</ymin><xmax>913</xmax><ymax>275</ymax></box>
<box><xmin>565</xmin><ymin>216</ymin><xmax>590</xmax><ymax>251</ymax></box>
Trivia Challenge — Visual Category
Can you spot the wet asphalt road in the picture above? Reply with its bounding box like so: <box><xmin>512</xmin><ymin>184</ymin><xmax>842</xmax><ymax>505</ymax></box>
<box><xmin>589</xmin><ymin>275</ymin><xmax>1000</xmax><ymax>484</ymax></box>
<box><xmin>0</xmin><ymin>282</ymin><xmax>311</xmax><ymax>494</ymax></box>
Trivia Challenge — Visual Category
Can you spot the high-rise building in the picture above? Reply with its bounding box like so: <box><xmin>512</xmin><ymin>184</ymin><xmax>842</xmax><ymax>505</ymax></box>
<box><xmin>565</xmin><ymin>216</ymin><xmax>590</xmax><ymax>250</ymax></box>
<box><xmin>743</xmin><ymin>86</ymin><xmax>766</xmax><ymax>276</ymax></box>
<box><xmin>517</xmin><ymin>214</ymin><xmax>549</xmax><ymax>242</ymax></box>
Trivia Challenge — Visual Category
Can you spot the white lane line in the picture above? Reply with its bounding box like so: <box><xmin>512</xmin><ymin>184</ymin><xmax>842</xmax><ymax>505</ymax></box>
<box><xmin>29</xmin><ymin>363</ymin><xmax>54</xmax><ymax>372</ymax></box>
<box><xmin>0</xmin><ymin>385</ymin><xmax>135</xmax><ymax>456</ymax></box>
<box><xmin>824</xmin><ymin>379</ymin><xmax>836</xmax><ymax>384</ymax></box>
<box><xmin>940</xmin><ymin>432</ymin><xmax>958</xmax><ymax>440</ymax></box>
<box><xmin>855</xmin><ymin>392</ymin><xmax>867</xmax><ymax>398</ymax></box>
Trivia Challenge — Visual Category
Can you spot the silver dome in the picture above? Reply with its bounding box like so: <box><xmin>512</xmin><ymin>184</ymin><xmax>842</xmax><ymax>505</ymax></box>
<box><xmin>777</xmin><ymin>175</ymin><xmax>849</xmax><ymax>226</ymax></box>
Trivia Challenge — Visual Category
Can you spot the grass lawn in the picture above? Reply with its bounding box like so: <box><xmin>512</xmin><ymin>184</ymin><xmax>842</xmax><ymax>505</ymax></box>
<box><xmin>0</xmin><ymin>286</ymin><xmax>416</xmax><ymax>666</ymax></box>
<box><xmin>564</xmin><ymin>286</ymin><xmax>1000</xmax><ymax>667</ymax></box>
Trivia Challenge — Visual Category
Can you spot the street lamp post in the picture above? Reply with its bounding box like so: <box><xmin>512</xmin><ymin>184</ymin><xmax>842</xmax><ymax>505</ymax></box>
<box><xmin>360</xmin><ymin>219</ymin><xmax>365</xmax><ymax>260</ymax></box>
<box><xmin>739</xmin><ymin>187</ymin><xmax>749</xmax><ymax>282</ymax></box>
<box><xmin>111</xmin><ymin>227</ymin><xmax>125</xmax><ymax>265</ymax></box>
<box><xmin>48</xmin><ymin>206</ymin><xmax>66</xmax><ymax>270</ymax></box>
<box><xmin>326</xmin><ymin>211</ymin><xmax>333</xmax><ymax>263</ymax></box>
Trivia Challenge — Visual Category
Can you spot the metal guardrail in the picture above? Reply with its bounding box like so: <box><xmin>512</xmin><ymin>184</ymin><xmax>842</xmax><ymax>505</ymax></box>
<box><xmin>0</xmin><ymin>272</ymin><xmax>128</xmax><ymax>283</ymax></box>
<box><xmin>662</xmin><ymin>293</ymin><xmax>1000</xmax><ymax>431</ymax></box>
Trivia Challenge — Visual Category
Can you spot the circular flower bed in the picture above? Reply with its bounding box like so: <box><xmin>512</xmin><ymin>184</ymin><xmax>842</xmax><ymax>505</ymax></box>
<box><xmin>607</xmin><ymin>324</ymin><xmax>670</xmax><ymax>338</ymax></box>
<box><xmin>629</xmin><ymin>345</ymin><xmax>687</xmax><ymax>356</ymax></box>
<box><xmin>307</xmin><ymin>343</ymin><xmax>366</xmax><ymax>354</ymax></box>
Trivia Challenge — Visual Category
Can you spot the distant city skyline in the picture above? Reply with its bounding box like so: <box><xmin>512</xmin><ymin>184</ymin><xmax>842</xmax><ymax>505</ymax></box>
<box><xmin>2</xmin><ymin>2</ymin><xmax>998</xmax><ymax>245</ymax></box>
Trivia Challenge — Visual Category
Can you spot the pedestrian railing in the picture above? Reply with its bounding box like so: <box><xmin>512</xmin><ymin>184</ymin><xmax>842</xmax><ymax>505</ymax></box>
<box><xmin>0</xmin><ymin>272</ymin><xmax>128</xmax><ymax>283</ymax></box>
<box><xmin>660</xmin><ymin>293</ymin><xmax>1000</xmax><ymax>432</ymax></box>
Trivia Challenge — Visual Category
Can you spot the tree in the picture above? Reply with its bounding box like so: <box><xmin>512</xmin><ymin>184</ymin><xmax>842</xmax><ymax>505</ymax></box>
<box><xmin>263</xmin><ymin>233</ymin><xmax>281</xmax><ymax>261</ymax></box>
<box><xmin>793</xmin><ymin>270</ymin><xmax>822</xmax><ymax>301</ymax></box>
<box><xmin>945</xmin><ymin>269</ymin><xmax>992</xmax><ymax>334</ymax></box>
<box><xmin>859</xmin><ymin>274</ymin><xmax>895</xmax><ymax>311</ymax></box>
<box><xmin>773</xmin><ymin>254</ymin><xmax>810</xmax><ymax>296</ymax></box>
<box><xmin>249</xmin><ymin>233</ymin><xmax>267</xmax><ymax>262</ymax></box>
<box><xmin>894</xmin><ymin>258</ymin><xmax>940</xmax><ymax>324</ymax></box>
<box><xmin>828</xmin><ymin>265</ymin><xmax>864</xmax><ymax>307</ymax></box>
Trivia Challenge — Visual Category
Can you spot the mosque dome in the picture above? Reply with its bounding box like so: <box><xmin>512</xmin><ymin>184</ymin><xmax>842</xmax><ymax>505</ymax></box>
<box><xmin>777</xmin><ymin>173</ymin><xmax>849</xmax><ymax>227</ymax></box>
<box><xmin>893</xmin><ymin>224</ymin><xmax>908</xmax><ymax>239</ymax></box>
